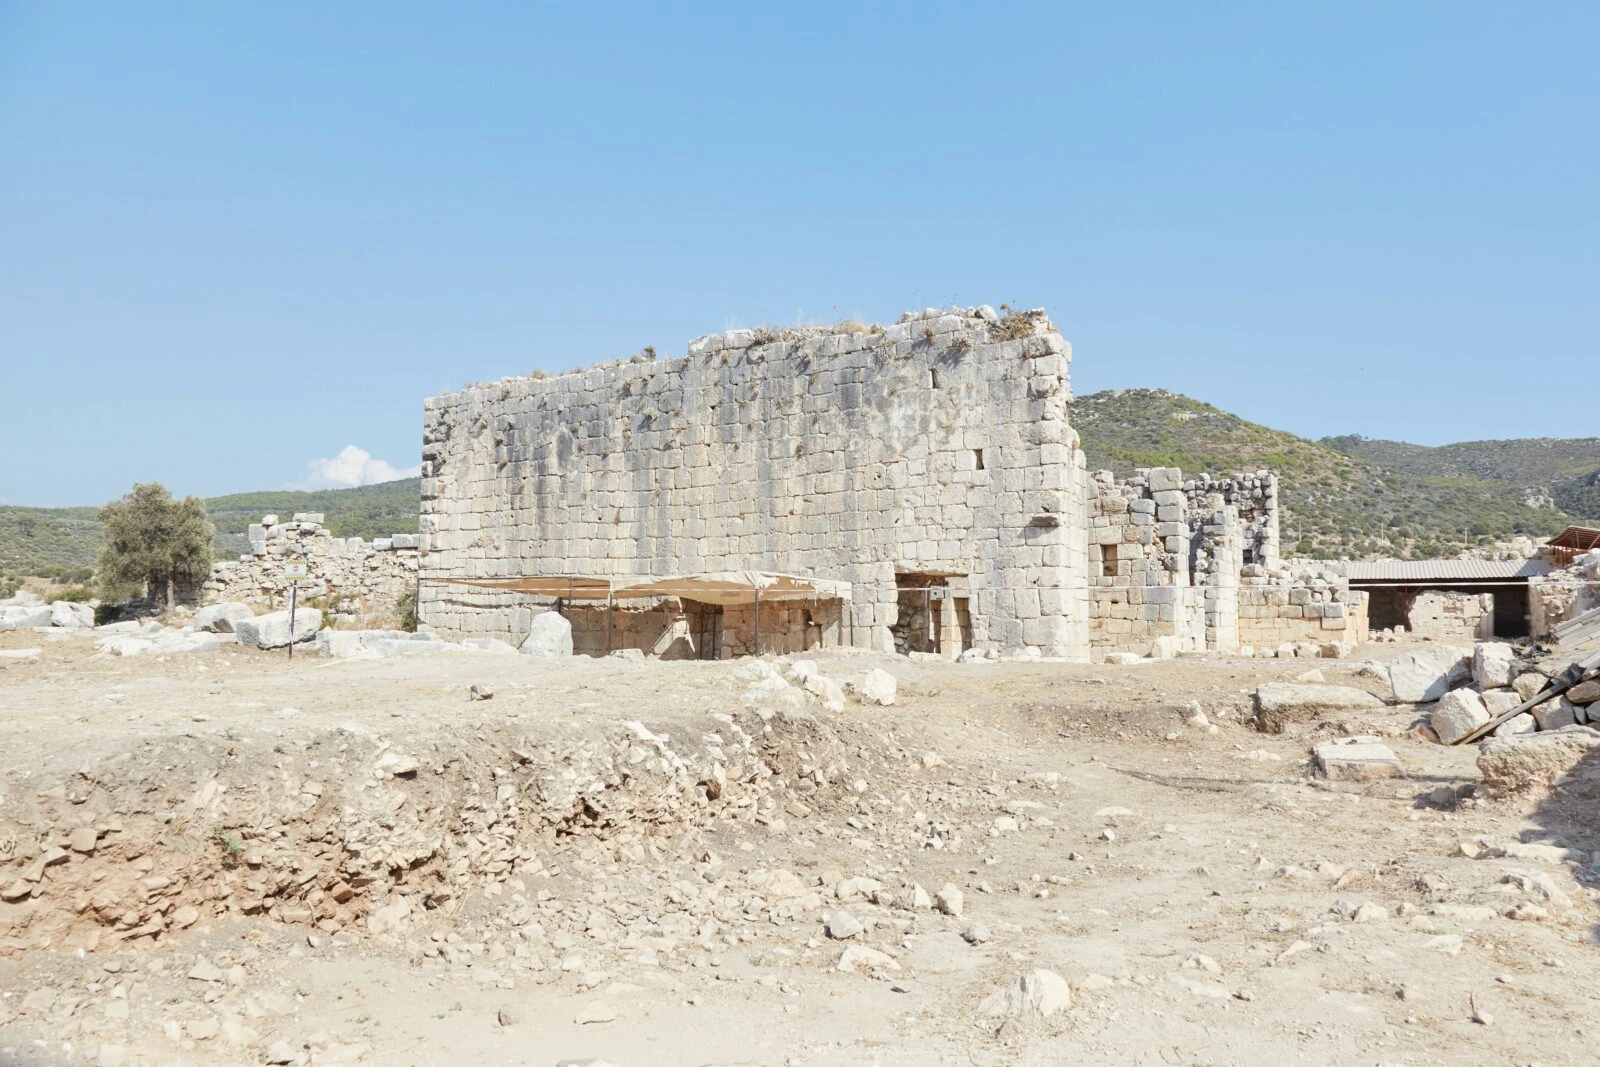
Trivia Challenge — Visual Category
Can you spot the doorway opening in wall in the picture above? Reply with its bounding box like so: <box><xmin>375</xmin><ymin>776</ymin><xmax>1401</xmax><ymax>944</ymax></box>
<box><xmin>685</xmin><ymin>601</ymin><xmax>723</xmax><ymax>660</ymax></box>
<box><xmin>892</xmin><ymin>573</ymin><xmax>956</xmax><ymax>655</ymax></box>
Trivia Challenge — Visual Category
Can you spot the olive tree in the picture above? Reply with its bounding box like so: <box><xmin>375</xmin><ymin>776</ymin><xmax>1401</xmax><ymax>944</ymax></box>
<box><xmin>98</xmin><ymin>483</ymin><xmax>215</xmax><ymax>610</ymax></box>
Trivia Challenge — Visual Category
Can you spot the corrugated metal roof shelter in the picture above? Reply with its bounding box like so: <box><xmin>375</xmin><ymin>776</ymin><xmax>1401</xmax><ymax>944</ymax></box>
<box><xmin>1348</xmin><ymin>556</ymin><xmax>1549</xmax><ymax>640</ymax></box>
<box><xmin>1346</xmin><ymin>559</ymin><xmax>1551</xmax><ymax>583</ymax></box>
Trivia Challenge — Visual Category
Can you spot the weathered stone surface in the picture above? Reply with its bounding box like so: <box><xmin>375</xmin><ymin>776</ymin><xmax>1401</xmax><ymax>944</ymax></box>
<box><xmin>0</xmin><ymin>606</ymin><xmax>52</xmax><ymax>628</ymax></box>
<box><xmin>1532</xmin><ymin>696</ymin><xmax>1578</xmax><ymax>731</ymax></box>
<box><xmin>193</xmin><ymin>602</ymin><xmax>255</xmax><ymax>633</ymax></box>
<box><xmin>1568</xmin><ymin>679</ymin><xmax>1600</xmax><ymax>706</ymax></box>
<box><xmin>520</xmin><ymin>612</ymin><xmax>573</xmax><ymax>657</ymax></box>
<box><xmin>858</xmin><ymin>668</ymin><xmax>897</xmax><ymax>706</ymax></box>
<box><xmin>1492</xmin><ymin>713</ymin><xmax>1538</xmax><ymax>737</ymax></box>
<box><xmin>1473</xmin><ymin>642</ymin><xmax>1518</xmax><ymax>691</ymax></box>
<box><xmin>979</xmin><ymin>969</ymin><xmax>1072</xmax><ymax>1018</ymax></box>
<box><xmin>49</xmin><ymin>601</ymin><xmax>94</xmax><ymax>628</ymax></box>
<box><xmin>1478</xmin><ymin>728</ymin><xmax>1600</xmax><ymax>794</ymax></box>
<box><xmin>234</xmin><ymin>609</ymin><xmax>323</xmax><ymax>650</ymax></box>
<box><xmin>1313</xmin><ymin>736</ymin><xmax>1403</xmax><ymax>780</ymax></box>
<box><xmin>1253</xmin><ymin>683</ymin><xmax>1382</xmax><ymax>733</ymax></box>
<box><xmin>1483</xmin><ymin>690</ymin><xmax>1524</xmax><ymax>718</ymax></box>
<box><xmin>1513</xmin><ymin>672</ymin><xmax>1551</xmax><ymax>702</ymax></box>
<box><xmin>1431</xmin><ymin>689</ymin><xmax>1490</xmax><ymax>744</ymax></box>
<box><xmin>1388</xmin><ymin>647</ymin><xmax>1470</xmax><ymax>703</ymax></box>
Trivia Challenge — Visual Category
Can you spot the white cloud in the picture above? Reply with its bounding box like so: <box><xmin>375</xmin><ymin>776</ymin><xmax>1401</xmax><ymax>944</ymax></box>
<box><xmin>296</xmin><ymin>445</ymin><xmax>420</xmax><ymax>490</ymax></box>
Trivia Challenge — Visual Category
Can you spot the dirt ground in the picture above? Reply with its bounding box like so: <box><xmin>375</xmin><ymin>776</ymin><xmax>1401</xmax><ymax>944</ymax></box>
<box><xmin>0</xmin><ymin>626</ymin><xmax>1596</xmax><ymax>1067</ymax></box>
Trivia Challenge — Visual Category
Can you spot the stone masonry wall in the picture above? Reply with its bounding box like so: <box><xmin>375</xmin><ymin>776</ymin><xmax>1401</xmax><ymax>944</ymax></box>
<box><xmin>1089</xmin><ymin>467</ymin><xmax>1365</xmax><ymax>659</ymax></box>
<box><xmin>204</xmin><ymin>513</ymin><xmax>419</xmax><ymax>623</ymax></box>
<box><xmin>418</xmin><ymin>307</ymin><xmax>1091</xmax><ymax>659</ymax></box>
<box><xmin>1408</xmin><ymin>591</ymin><xmax>1492</xmax><ymax>641</ymax></box>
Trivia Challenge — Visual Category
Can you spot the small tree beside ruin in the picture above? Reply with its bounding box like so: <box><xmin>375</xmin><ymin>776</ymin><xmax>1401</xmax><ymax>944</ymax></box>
<box><xmin>98</xmin><ymin>483</ymin><xmax>215</xmax><ymax>611</ymax></box>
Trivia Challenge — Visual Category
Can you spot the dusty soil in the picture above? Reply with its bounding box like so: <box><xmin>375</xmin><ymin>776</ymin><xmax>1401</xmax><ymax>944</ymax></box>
<box><xmin>0</xmin><ymin>627</ymin><xmax>1596</xmax><ymax>1067</ymax></box>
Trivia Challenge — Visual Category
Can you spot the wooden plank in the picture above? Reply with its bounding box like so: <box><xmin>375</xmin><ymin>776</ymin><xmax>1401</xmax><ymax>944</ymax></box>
<box><xmin>1554</xmin><ymin>606</ymin><xmax>1600</xmax><ymax>641</ymax></box>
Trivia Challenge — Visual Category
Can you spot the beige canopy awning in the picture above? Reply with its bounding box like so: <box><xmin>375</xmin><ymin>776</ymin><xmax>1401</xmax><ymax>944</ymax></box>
<box><xmin>610</xmin><ymin>571</ymin><xmax>851</xmax><ymax>605</ymax></box>
<box><xmin>431</xmin><ymin>571</ymin><xmax>850</xmax><ymax>605</ymax></box>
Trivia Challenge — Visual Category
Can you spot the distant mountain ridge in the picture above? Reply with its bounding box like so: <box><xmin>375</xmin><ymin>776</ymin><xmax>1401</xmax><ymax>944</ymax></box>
<box><xmin>1073</xmin><ymin>389</ymin><xmax>1600</xmax><ymax>560</ymax></box>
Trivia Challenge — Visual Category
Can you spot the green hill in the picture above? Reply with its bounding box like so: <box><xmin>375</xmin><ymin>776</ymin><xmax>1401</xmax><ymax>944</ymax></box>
<box><xmin>1321</xmin><ymin>435</ymin><xmax>1600</xmax><ymax>520</ymax></box>
<box><xmin>0</xmin><ymin>478</ymin><xmax>421</xmax><ymax>578</ymax></box>
<box><xmin>1073</xmin><ymin>389</ymin><xmax>1599</xmax><ymax>560</ymax></box>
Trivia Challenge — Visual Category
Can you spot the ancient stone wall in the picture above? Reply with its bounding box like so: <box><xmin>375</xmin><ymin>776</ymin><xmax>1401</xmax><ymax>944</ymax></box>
<box><xmin>1088</xmin><ymin>468</ymin><xmax>1363</xmax><ymax>659</ymax></box>
<box><xmin>1235</xmin><ymin>586</ymin><xmax>1368</xmax><ymax>651</ymax></box>
<box><xmin>204</xmin><ymin>513</ymin><xmax>419</xmax><ymax>624</ymax></box>
<box><xmin>1408</xmin><ymin>590</ymin><xmax>1493</xmax><ymax>641</ymax></box>
<box><xmin>418</xmin><ymin>307</ymin><xmax>1091</xmax><ymax>659</ymax></box>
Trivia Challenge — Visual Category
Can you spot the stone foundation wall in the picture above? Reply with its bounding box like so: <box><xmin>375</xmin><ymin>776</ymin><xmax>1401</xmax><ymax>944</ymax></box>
<box><xmin>419</xmin><ymin>307</ymin><xmax>1091</xmax><ymax>659</ymax></box>
<box><xmin>1236</xmin><ymin>587</ymin><xmax>1369</xmax><ymax>651</ymax></box>
<box><xmin>204</xmin><ymin>513</ymin><xmax>419</xmax><ymax>623</ymax></box>
<box><xmin>1408</xmin><ymin>591</ymin><xmax>1493</xmax><ymax>641</ymax></box>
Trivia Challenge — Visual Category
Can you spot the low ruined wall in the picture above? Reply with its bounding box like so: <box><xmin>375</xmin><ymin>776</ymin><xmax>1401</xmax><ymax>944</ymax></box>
<box><xmin>204</xmin><ymin>514</ymin><xmax>419</xmax><ymax>623</ymax></box>
<box><xmin>1236</xmin><ymin>586</ymin><xmax>1368</xmax><ymax>651</ymax></box>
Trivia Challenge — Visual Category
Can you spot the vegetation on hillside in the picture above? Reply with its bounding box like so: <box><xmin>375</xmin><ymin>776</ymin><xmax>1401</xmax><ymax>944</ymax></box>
<box><xmin>1323</xmin><ymin>435</ymin><xmax>1600</xmax><ymax>522</ymax></box>
<box><xmin>1</xmin><ymin>478</ymin><xmax>421</xmax><ymax>579</ymax></box>
<box><xmin>1074</xmin><ymin>389</ymin><xmax>1598</xmax><ymax>560</ymax></box>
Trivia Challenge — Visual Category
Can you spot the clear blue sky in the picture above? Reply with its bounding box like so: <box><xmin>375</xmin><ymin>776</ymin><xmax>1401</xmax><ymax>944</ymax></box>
<box><xmin>2</xmin><ymin>3</ymin><xmax>1595</xmax><ymax>507</ymax></box>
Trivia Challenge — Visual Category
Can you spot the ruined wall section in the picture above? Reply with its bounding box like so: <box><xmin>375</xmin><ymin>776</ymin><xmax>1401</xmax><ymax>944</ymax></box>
<box><xmin>1087</xmin><ymin>468</ymin><xmax>1206</xmax><ymax>656</ymax></box>
<box><xmin>418</xmin><ymin>308</ymin><xmax>1090</xmax><ymax>658</ymax></box>
<box><xmin>204</xmin><ymin>514</ymin><xmax>419</xmax><ymax>623</ymax></box>
<box><xmin>1184</xmin><ymin>471</ymin><xmax>1279</xmax><ymax>574</ymax></box>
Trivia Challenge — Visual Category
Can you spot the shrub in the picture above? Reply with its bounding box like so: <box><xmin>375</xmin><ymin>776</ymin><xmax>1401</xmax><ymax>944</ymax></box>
<box><xmin>394</xmin><ymin>584</ymin><xmax>418</xmax><ymax>633</ymax></box>
<box><xmin>53</xmin><ymin>585</ymin><xmax>93</xmax><ymax>603</ymax></box>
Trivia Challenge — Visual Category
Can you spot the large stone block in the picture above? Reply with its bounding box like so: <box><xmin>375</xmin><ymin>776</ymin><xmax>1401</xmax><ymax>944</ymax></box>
<box><xmin>520</xmin><ymin>611</ymin><xmax>573</xmax><ymax>657</ymax></box>
<box><xmin>1477</xmin><ymin>728</ymin><xmax>1600</xmax><ymax>794</ymax></box>
<box><xmin>49</xmin><ymin>602</ymin><xmax>94</xmax><ymax>628</ymax></box>
<box><xmin>1472</xmin><ymin>642</ymin><xmax>1518</xmax><ymax>691</ymax></box>
<box><xmin>1253</xmin><ymin>683</ymin><xmax>1383</xmax><ymax>733</ymax></box>
<box><xmin>1387</xmin><ymin>647</ymin><xmax>1470</xmax><ymax>703</ymax></box>
<box><xmin>193</xmin><ymin>603</ymin><xmax>255</xmax><ymax>633</ymax></box>
<box><xmin>1429</xmin><ymin>689</ymin><xmax>1489</xmax><ymax>744</ymax></box>
<box><xmin>234</xmin><ymin>609</ymin><xmax>323</xmax><ymax>650</ymax></box>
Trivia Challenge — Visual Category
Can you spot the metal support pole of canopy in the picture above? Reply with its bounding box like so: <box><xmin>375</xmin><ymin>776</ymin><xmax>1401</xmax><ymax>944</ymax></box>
<box><xmin>753</xmin><ymin>582</ymin><xmax>761</xmax><ymax>657</ymax></box>
<box><xmin>605</xmin><ymin>587</ymin><xmax>613</xmax><ymax>655</ymax></box>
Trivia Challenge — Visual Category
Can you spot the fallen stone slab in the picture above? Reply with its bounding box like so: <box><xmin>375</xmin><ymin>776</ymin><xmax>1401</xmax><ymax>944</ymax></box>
<box><xmin>0</xmin><ymin>648</ymin><xmax>42</xmax><ymax>660</ymax></box>
<box><xmin>520</xmin><ymin>611</ymin><xmax>572</xmax><ymax>657</ymax></box>
<box><xmin>0</xmin><ymin>606</ymin><xmax>53</xmax><ymax>629</ymax></box>
<box><xmin>235</xmin><ymin>609</ymin><xmax>323</xmax><ymax>650</ymax></box>
<box><xmin>193</xmin><ymin>602</ymin><xmax>255</xmax><ymax>633</ymax></box>
<box><xmin>1312</xmin><ymin>736</ymin><xmax>1403</xmax><ymax>780</ymax></box>
<box><xmin>49</xmin><ymin>602</ymin><xmax>94</xmax><ymax>629</ymax></box>
<box><xmin>1430</xmin><ymin>689</ymin><xmax>1490</xmax><ymax>745</ymax></box>
<box><xmin>1477</xmin><ymin>727</ymin><xmax>1600</xmax><ymax>794</ymax></box>
<box><xmin>1253</xmin><ymin>683</ymin><xmax>1383</xmax><ymax>733</ymax></box>
<box><xmin>1388</xmin><ymin>647</ymin><xmax>1470</xmax><ymax>703</ymax></box>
